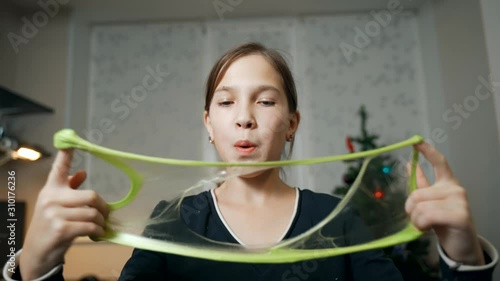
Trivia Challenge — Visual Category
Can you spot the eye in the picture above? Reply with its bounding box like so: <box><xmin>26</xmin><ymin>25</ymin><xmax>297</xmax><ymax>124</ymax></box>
<box><xmin>258</xmin><ymin>100</ymin><xmax>275</xmax><ymax>106</ymax></box>
<box><xmin>218</xmin><ymin>101</ymin><xmax>233</xmax><ymax>107</ymax></box>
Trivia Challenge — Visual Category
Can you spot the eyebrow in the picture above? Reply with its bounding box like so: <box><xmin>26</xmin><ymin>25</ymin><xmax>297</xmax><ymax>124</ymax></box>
<box><xmin>214</xmin><ymin>85</ymin><xmax>281</xmax><ymax>95</ymax></box>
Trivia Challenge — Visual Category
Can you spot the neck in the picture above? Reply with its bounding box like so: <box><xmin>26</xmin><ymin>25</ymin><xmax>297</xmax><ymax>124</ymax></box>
<box><xmin>216</xmin><ymin>167</ymin><xmax>292</xmax><ymax>205</ymax></box>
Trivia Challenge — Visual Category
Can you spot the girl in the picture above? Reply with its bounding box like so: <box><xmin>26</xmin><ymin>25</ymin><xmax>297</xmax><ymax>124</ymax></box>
<box><xmin>7</xmin><ymin>42</ymin><xmax>497</xmax><ymax>280</ymax></box>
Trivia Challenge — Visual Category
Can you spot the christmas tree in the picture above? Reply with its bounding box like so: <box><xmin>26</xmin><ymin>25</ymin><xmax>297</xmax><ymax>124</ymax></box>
<box><xmin>333</xmin><ymin>105</ymin><xmax>439</xmax><ymax>281</ymax></box>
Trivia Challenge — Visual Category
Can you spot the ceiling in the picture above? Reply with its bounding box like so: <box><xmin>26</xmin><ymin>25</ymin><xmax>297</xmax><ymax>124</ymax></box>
<box><xmin>9</xmin><ymin>0</ymin><xmax>428</xmax><ymax>22</ymax></box>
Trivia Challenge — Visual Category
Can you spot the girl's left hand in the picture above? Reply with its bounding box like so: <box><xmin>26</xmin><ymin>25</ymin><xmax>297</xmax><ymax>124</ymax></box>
<box><xmin>405</xmin><ymin>142</ymin><xmax>485</xmax><ymax>266</ymax></box>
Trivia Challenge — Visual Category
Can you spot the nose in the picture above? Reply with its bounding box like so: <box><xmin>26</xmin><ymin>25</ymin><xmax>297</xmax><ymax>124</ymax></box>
<box><xmin>235</xmin><ymin>107</ymin><xmax>256</xmax><ymax>129</ymax></box>
<box><xmin>236</xmin><ymin>119</ymin><xmax>255</xmax><ymax>129</ymax></box>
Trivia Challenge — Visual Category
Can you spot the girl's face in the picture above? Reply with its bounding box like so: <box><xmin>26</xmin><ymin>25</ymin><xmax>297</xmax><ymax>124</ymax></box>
<box><xmin>204</xmin><ymin>54</ymin><xmax>299</xmax><ymax>163</ymax></box>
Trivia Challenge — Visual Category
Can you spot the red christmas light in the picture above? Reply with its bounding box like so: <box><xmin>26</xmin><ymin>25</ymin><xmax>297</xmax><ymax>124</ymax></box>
<box><xmin>374</xmin><ymin>187</ymin><xmax>384</xmax><ymax>199</ymax></box>
<box><xmin>346</xmin><ymin>136</ymin><xmax>355</xmax><ymax>153</ymax></box>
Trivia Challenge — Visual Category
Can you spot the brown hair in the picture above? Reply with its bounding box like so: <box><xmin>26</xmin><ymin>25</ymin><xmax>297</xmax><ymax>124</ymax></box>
<box><xmin>204</xmin><ymin>42</ymin><xmax>299</xmax><ymax>159</ymax></box>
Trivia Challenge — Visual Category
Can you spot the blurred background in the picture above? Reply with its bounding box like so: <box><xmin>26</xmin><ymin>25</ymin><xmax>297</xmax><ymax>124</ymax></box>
<box><xmin>0</xmin><ymin>0</ymin><xmax>499</xmax><ymax>280</ymax></box>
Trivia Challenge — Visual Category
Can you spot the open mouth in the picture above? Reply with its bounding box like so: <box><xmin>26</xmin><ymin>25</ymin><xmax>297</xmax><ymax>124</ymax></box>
<box><xmin>236</xmin><ymin>146</ymin><xmax>256</xmax><ymax>153</ymax></box>
<box><xmin>234</xmin><ymin>140</ymin><xmax>257</xmax><ymax>154</ymax></box>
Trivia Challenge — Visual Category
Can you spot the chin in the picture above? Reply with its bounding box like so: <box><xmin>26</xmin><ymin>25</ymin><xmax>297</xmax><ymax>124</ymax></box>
<box><xmin>237</xmin><ymin>169</ymin><xmax>270</xmax><ymax>179</ymax></box>
<box><xmin>243</xmin><ymin>164</ymin><xmax>279</xmax><ymax>178</ymax></box>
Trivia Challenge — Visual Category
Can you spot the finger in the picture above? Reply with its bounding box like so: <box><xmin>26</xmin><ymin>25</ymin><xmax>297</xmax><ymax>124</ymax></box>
<box><xmin>62</xmin><ymin>207</ymin><xmax>106</xmax><ymax>228</ymax></box>
<box><xmin>405</xmin><ymin>185</ymin><xmax>464</xmax><ymax>213</ymax></box>
<box><xmin>55</xmin><ymin>221</ymin><xmax>106</xmax><ymax>241</ymax></box>
<box><xmin>47</xmin><ymin>149</ymin><xmax>74</xmax><ymax>186</ymax></box>
<box><xmin>68</xmin><ymin>170</ymin><xmax>87</xmax><ymax>189</ymax></box>
<box><xmin>406</xmin><ymin>162</ymin><xmax>430</xmax><ymax>188</ymax></box>
<box><xmin>409</xmin><ymin>201</ymin><xmax>443</xmax><ymax>231</ymax></box>
<box><xmin>415</xmin><ymin>164</ymin><xmax>431</xmax><ymax>188</ymax></box>
<box><xmin>56</xmin><ymin>189</ymin><xmax>110</xmax><ymax>219</ymax></box>
<box><xmin>409</xmin><ymin>200</ymin><xmax>469</xmax><ymax>231</ymax></box>
<box><xmin>414</xmin><ymin>142</ymin><xmax>456</xmax><ymax>182</ymax></box>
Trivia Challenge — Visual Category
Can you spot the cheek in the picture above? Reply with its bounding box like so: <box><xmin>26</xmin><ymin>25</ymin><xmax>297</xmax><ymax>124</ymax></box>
<box><xmin>209</xmin><ymin>113</ymin><xmax>231</xmax><ymax>134</ymax></box>
<box><xmin>259</xmin><ymin>112</ymin><xmax>289</xmax><ymax>138</ymax></box>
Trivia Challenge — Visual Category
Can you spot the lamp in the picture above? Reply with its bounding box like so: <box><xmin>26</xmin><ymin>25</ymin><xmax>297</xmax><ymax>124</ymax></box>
<box><xmin>0</xmin><ymin>134</ymin><xmax>49</xmax><ymax>165</ymax></box>
<box><xmin>13</xmin><ymin>147</ymin><xmax>42</xmax><ymax>161</ymax></box>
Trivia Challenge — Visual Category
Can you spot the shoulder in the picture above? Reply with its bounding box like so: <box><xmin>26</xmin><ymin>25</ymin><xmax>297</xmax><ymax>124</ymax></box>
<box><xmin>179</xmin><ymin>191</ymin><xmax>214</xmax><ymax>233</ymax></box>
<box><xmin>300</xmin><ymin>188</ymin><xmax>342</xmax><ymax>203</ymax></box>
<box><xmin>299</xmin><ymin>188</ymin><xmax>342</xmax><ymax>212</ymax></box>
<box><xmin>145</xmin><ymin>191</ymin><xmax>213</xmax><ymax>236</ymax></box>
<box><xmin>180</xmin><ymin>190</ymin><xmax>212</xmax><ymax>212</ymax></box>
<box><xmin>150</xmin><ymin>191</ymin><xmax>212</xmax><ymax>216</ymax></box>
<box><xmin>296</xmin><ymin>189</ymin><xmax>343</xmax><ymax>225</ymax></box>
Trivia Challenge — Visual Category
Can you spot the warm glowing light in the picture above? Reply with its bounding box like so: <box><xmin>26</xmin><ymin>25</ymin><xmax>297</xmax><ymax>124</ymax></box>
<box><xmin>14</xmin><ymin>147</ymin><xmax>42</xmax><ymax>161</ymax></box>
<box><xmin>374</xmin><ymin>190</ymin><xmax>384</xmax><ymax>199</ymax></box>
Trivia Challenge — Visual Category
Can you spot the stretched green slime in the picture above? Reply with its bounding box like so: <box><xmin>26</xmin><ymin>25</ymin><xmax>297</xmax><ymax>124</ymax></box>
<box><xmin>54</xmin><ymin>129</ymin><xmax>424</xmax><ymax>263</ymax></box>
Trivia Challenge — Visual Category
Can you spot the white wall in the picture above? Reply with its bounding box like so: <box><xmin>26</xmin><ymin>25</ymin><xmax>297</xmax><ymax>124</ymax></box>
<box><xmin>481</xmin><ymin>1</ymin><xmax>500</xmax><ymax>280</ymax></box>
<box><xmin>481</xmin><ymin>0</ymin><xmax>500</xmax><ymax>142</ymax></box>
<box><xmin>414</xmin><ymin>0</ymin><xmax>449</xmax><ymax>160</ymax></box>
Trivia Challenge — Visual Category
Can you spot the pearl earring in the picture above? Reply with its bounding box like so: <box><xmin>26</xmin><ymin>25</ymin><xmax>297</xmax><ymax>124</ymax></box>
<box><xmin>209</xmin><ymin>136</ymin><xmax>214</xmax><ymax>144</ymax></box>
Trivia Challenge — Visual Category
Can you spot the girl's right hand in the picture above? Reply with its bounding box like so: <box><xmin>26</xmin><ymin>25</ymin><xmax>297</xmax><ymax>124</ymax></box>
<box><xmin>19</xmin><ymin>149</ymin><xmax>110</xmax><ymax>280</ymax></box>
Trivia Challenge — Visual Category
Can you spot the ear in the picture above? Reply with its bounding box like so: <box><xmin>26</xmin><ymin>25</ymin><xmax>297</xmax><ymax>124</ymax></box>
<box><xmin>203</xmin><ymin>110</ymin><xmax>213</xmax><ymax>138</ymax></box>
<box><xmin>287</xmin><ymin>110</ymin><xmax>300</xmax><ymax>136</ymax></box>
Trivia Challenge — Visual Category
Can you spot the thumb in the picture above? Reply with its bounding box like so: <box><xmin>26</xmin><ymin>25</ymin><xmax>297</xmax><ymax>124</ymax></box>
<box><xmin>68</xmin><ymin>170</ymin><xmax>87</xmax><ymax>189</ymax></box>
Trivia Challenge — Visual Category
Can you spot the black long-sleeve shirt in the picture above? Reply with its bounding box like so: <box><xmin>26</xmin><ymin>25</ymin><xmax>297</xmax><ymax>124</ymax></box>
<box><xmin>116</xmin><ymin>189</ymin><xmax>495</xmax><ymax>281</ymax></box>
<box><xmin>11</xmin><ymin>189</ymin><xmax>496</xmax><ymax>280</ymax></box>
